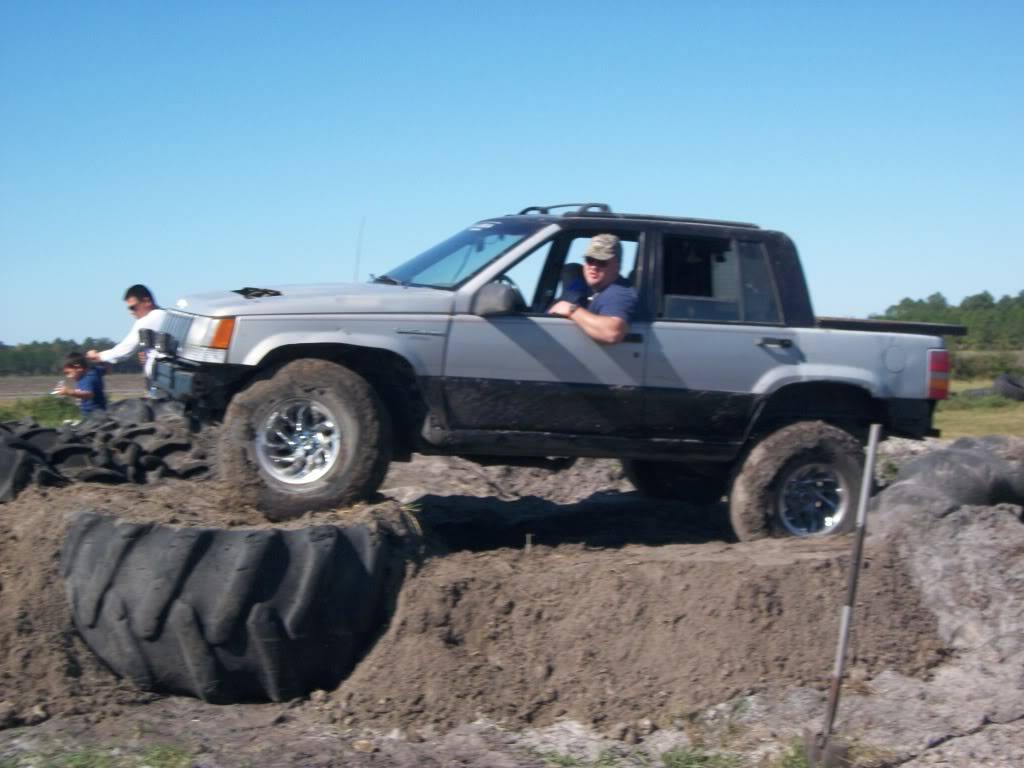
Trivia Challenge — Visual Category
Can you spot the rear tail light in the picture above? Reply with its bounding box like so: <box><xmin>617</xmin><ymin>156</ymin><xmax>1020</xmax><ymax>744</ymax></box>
<box><xmin>928</xmin><ymin>349</ymin><xmax>950</xmax><ymax>400</ymax></box>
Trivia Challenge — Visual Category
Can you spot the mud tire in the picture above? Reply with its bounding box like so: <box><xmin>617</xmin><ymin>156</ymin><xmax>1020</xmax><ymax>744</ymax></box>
<box><xmin>219</xmin><ymin>359</ymin><xmax>391</xmax><ymax>520</ymax></box>
<box><xmin>729</xmin><ymin>421</ymin><xmax>863</xmax><ymax>542</ymax></box>
<box><xmin>993</xmin><ymin>373</ymin><xmax>1024</xmax><ymax>402</ymax></box>
<box><xmin>61</xmin><ymin>511</ymin><xmax>390</xmax><ymax>703</ymax></box>
<box><xmin>621</xmin><ymin>459</ymin><xmax>727</xmax><ymax>504</ymax></box>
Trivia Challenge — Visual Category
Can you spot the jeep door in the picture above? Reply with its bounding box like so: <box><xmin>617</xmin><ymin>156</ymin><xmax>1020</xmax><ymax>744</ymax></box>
<box><xmin>643</xmin><ymin>231</ymin><xmax>800</xmax><ymax>444</ymax></box>
<box><xmin>442</xmin><ymin>230</ymin><xmax>648</xmax><ymax>436</ymax></box>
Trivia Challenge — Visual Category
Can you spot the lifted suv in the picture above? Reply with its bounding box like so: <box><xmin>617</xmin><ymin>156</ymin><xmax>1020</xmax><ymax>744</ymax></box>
<box><xmin>153</xmin><ymin>203</ymin><xmax>961</xmax><ymax>540</ymax></box>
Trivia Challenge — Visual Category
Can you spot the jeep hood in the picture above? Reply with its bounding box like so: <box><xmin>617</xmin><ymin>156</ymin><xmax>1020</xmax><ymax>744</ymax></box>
<box><xmin>171</xmin><ymin>282</ymin><xmax>456</xmax><ymax>317</ymax></box>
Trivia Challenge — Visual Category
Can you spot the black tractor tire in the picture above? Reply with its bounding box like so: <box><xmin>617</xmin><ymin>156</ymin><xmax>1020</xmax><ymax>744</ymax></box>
<box><xmin>61</xmin><ymin>511</ymin><xmax>391</xmax><ymax>703</ymax></box>
<box><xmin>621</xmin><ymin>459</ymin><xmax>728</xmax><ymax>504</ymax></box>
<box><xmin>729</xmin><ymin>421</ymin><xmax>864</xmax><ymax>542</ymax></box>
<box><xmin>0</xmin><ymin>441</ymin><xmax>34</xmax><ymax>502</ymax></box>
<box><xmin>993</xmin><ymin>373</ymin><xmax>1024</xmax><ymax>402</ymax></box>
<box><xmin>108</xmin><ymin>398</ymin><xmax>155</xmax><ymax>424</ymax></box>
<box><xmin>218</xmin><ymin>359</ymin><xmax>391</xmax><ymax>520</ymax></box>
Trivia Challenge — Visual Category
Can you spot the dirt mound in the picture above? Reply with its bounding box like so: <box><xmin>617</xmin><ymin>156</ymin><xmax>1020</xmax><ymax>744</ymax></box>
<box><xmin>0</xmin><ymin>447</ymin><xmax>945</xmax><ymax>731</ymax></box>
<box><xmin>333</xmin><ymin>536</ymin><xmax>941</xmax><ymax>732</ymax></box>
<box><xmin>1</xmin><ymin>436</ymin><xmax>1022</xmax><ymax>765</ymax></box>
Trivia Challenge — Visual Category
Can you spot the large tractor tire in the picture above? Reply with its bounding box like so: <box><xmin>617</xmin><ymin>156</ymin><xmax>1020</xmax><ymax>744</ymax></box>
<box><xmin>621</xmin><ymin>459</ymin><xmax>728</xmax><ymax>504</ymax></box>
<box><xmin>219</xmin><ymin>359</ymin><xmax>391</xmax><ymax>520</ymax></box>
<box><xmin>729</xmin><ymin>421</ymin><xmax>864</xmax><ymax>542</ymax></box>
<box><xmin>62</xmin><ymin>512</ymin><xmax>391</xmax><ymax>703</ymax></box>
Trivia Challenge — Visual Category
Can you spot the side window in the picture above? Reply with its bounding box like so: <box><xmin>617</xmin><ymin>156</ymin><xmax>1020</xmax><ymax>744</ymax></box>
<box><xmin>497</xmin><ymin>231</ymin><xmax>640</xmax><ymax>313</ymax></box>
<box><xmin>738</xmin><ymin>241</ymin><xmax>782</xmax><ymax>323</ymax></box>
<box><xmin>660</xmin><ymin>235</ymin><xmax>739</xmax><ymax>322</ymax></box>
<box><xmin>500</xmin><ymin>241</ymin><xmax>555</xmax><ymax>311</ymax></box>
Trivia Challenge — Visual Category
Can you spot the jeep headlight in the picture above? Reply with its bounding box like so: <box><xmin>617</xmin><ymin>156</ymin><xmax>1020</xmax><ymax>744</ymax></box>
<box><xmin>180</xmin><ymin>316</ymin><xmax>236</xmax><ymax>363</ymax></box>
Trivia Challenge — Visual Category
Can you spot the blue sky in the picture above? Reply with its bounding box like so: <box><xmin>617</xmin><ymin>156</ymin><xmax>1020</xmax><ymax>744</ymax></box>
<box><xmin>2</xmin><ymin>1</ymin><xmax>1022</xmax><ymax>344</ymax></box>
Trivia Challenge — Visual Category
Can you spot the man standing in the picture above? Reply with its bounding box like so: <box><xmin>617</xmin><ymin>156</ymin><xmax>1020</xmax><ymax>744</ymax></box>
<box><xmin>548</xmin><ymin>234</ymin><xmax>638</xmax><ymax>343</ymax></box>
<box><xmin>87</xmin><ymin>284</ymin><xmax>167</xmax><ymax>380</ymax></box>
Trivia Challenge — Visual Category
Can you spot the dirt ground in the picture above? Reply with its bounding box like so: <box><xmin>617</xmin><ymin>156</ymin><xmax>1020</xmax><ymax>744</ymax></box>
<box><xmin>1</xmin><ymin>444</ymin><xmax>1022</xmax><ymax>766</ymax></box>
<box><xmin>0</xmin><ymin>374</ymin><xmax>147</xmax><ymax>402</ymax></box>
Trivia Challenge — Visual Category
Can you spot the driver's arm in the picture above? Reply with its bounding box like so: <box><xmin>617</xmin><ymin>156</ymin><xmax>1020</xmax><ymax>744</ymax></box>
<box><xmin>549</xmin><ymin>301</ymin><xmax>629</xmax><ymax>344</ymax></box>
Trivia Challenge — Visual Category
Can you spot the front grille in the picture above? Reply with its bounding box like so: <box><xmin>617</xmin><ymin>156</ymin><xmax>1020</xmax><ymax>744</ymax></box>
<box><xmin>160</xmin><ymin>310</ymin><xmax>194</xmax><ymax>349</ymax></box>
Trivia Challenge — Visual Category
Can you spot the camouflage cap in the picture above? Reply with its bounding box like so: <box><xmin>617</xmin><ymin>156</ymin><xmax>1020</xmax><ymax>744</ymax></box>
<box><xmin>585</xmin><ymin>234</ymin><xmax>622</xmax><ymax>262</ymax></box>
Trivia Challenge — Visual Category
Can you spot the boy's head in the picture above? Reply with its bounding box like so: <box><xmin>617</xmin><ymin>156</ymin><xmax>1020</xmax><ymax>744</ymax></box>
<box><xmin>63</xmin><ymin>351</ymin><xmax>88</xmax><ymax>380</ymax></box>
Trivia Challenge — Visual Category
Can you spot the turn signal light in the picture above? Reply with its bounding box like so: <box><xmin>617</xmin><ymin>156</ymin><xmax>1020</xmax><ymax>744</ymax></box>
<box><xmin>210</xmin><ymin>318</ymin><xmax>236</xmax><ymax>349</ymax></box>
<box><xmin>928</xmin><ymin>349</ymin><xmax>950</xmax><ymax>400</ymax></box>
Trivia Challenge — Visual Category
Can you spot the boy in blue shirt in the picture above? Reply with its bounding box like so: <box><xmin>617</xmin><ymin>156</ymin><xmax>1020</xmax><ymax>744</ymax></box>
<box><xmin>58</xmin><ymin>352</ymin><xmax>108</xmax><ymax>417</ymax></box>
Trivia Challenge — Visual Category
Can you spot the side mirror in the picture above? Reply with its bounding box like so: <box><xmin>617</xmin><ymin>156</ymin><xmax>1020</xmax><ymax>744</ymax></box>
<box><xmin>472</xmin><ymin>282</ymin><xmax>523</xmax><ymax>317</ymax></box>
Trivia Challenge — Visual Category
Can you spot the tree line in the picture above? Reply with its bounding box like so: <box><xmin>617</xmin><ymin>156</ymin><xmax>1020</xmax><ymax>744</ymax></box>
<box><xmin>0</xmin><ymin>339</ymin><xmax>142</xmax><ymax>375</ymax></box>
<box><xmin>877</xmin><ymin>290</ymin><xmax>1024</xmax><ymax>350</ymax></box>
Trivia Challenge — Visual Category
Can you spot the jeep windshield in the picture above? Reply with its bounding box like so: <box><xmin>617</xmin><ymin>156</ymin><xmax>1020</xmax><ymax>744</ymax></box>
<box><xmin>375</xmin><ymin>220</ymin><xmax>544</xmax><ymax>289</ymax></box>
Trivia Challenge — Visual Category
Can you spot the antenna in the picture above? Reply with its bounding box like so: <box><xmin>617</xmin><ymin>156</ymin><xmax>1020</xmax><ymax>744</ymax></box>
<box><xmin>353</xmin><ymin>216</ymin><xmax>366</xmax><ymax>282</ymax></box>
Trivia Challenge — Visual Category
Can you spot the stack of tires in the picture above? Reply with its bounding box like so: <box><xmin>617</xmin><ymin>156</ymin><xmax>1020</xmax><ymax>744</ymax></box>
<box><xmin>0</xmin><ymin>399</ymin><xmax>210</xmax><ymax>503</ymax></box>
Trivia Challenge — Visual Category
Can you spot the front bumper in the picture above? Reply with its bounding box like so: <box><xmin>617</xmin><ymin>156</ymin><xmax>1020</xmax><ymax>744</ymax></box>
<box><xmin>152</xmin><ymin>359</ymin><xmax>248</xmax><ymax>412</ymax></box>
<box><xmin>152</xmin><ymin>359</ymin><xmax>201</xmax><ymax>400</ymax></box>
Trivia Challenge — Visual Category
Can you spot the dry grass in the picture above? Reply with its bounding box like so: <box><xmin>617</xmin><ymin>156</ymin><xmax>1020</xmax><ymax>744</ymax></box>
<box><xmin>936</xmin><ymin>377</ymin><xmax>1024</xmax><ymax>438</ymax></box>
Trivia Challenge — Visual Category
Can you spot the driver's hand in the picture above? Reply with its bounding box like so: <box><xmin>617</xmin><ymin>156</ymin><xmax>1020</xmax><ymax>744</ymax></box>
<box><xmin>548</xmin><ymin>300</ymin><xmax>575</xmax><ymax>318</ymax></box>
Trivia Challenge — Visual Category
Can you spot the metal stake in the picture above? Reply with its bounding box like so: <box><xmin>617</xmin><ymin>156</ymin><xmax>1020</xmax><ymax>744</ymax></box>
<box><xmin>809</xmin><ymin>423</ymin><xmax>882</xmax><ymax>767</ymax></box>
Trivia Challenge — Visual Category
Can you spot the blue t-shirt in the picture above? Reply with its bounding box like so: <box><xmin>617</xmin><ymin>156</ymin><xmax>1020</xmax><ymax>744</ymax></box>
<box><xmin>77</xmin><ymin>367</ymin><xmax>108</xmax><ymax>414</ymax></box>
<box><xmin>587</xmin><ymin>277</ymin><xmax>638</xmax><ymax>322</ymax></box>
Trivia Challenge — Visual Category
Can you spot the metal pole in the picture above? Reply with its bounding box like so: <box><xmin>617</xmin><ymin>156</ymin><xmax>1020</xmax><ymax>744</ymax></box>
<box><xmin>818</xmin><ymin>423</ymin><xmax>882</xmax><ymax>759</ymax></box>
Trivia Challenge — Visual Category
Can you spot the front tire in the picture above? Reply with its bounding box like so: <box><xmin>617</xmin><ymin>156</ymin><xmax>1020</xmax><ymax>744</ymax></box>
<box><xmin>729</xmin><ymin>421</ymin><xmax>863</xmax><ymax>542</ymax></box>
<box><xmin>219</xmin><ymin>359</ymin><xmax>391</xmax><ymax>520</ymax></box>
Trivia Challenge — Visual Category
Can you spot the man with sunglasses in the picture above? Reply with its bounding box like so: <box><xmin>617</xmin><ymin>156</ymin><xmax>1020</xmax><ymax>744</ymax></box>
<box><xmin>86</xmin><ymin>284</ymin><xmax>167</xmax><ymax>381</ymax></box>
<box><xmin>548</xmin><ymin>234</ymin><xmax>638</xmax><ymax>344</ymax></box>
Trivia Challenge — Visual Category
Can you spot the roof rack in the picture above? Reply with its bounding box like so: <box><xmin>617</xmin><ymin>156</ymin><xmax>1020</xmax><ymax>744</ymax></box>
<box><xmin>516</xmin><ymin>203</ymin><xmax>758</xmax><ymax>229</ymax></box>
<box><xmin>517</xmin><ymin>203</ymin><xmax>611</xmax><ymax>215</ymax></box>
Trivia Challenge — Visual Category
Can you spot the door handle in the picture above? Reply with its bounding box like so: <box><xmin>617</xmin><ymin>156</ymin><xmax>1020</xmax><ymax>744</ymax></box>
<box><xmin>623</xmin><ymin>333</ymin><xmax>644</xmax><ymax>344</ymax></box>
<box><xmin>757</xmin><ymin>337</ymin><xmax>793</xmax><ymax>349</ymax></box>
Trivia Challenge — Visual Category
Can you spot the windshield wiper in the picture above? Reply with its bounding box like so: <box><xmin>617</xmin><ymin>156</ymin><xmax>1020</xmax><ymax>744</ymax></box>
<box><xmin>370</xmin><ymin>274</ymin><xmax>405</xmax><ymax>285</ymax></box>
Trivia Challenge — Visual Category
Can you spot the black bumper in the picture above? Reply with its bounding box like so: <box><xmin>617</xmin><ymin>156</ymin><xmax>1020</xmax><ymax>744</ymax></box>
<box><xmin>886</xmin><ymin>398</ymin><xmax>939</xmax><ymax>439</ymax></box>
<box><xmin>152</xmin><ymin>359</ymin><xmax>201</xmax><ymax>400</ymax></box>
<box><xmin>152</xmin><ymin>359</ymin><xmax>247</xmax><ymax>411</ymax></box>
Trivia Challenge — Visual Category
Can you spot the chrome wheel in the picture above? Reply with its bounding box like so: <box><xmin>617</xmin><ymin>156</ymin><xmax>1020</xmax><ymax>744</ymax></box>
<box><xmin>255</xmin><ymin>398</ymin><xmax>343</xmax><ymax>485</ymax></box>
<box><xmin>776</xmin><ymin>462</ymin><xmax>850</xmax><ymax>536</ymax></box>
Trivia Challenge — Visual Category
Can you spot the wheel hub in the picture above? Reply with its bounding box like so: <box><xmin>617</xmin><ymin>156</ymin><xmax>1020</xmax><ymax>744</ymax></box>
<box><xmin>777</xmin><ymin>462</ymin><xmax>849</xmax><ymax>536</ymax></box>
<box><xmin>255</xmin><ymin>398</ymin><xmax>342</xmax><ymax>485</ymax></box>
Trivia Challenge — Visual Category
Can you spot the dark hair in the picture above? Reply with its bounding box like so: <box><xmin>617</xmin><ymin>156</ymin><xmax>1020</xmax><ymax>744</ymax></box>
<box><xmin>123</xmin><ymin>284</ymin><xmax>156</xmax><ymax>304</ymax></box>
<box><xmin>64</xmin><ymin>351</ymin><xmax>87</xmax><ymax>369</ymax></box>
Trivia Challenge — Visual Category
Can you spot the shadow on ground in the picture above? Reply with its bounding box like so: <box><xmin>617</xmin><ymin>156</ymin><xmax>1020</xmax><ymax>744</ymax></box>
<box><xmin>409</xmin><ymin>491</ymin><xmax>735</xmax><ymax>551</ymax></box>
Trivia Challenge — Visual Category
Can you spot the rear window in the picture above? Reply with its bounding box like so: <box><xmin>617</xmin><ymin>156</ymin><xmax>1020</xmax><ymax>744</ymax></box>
<box><xmin>659</xmin><ymin>235</ymin><xmax>781</xmax><ymax>324</ymax></box>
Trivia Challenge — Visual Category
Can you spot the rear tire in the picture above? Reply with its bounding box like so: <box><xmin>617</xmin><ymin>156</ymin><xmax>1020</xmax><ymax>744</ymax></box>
<box><xmin>729</xmin><ymin>421</ymin><xmax>863</xmax><ymax>542</ymax></box>
<box><xmin>219</xmin><ymin>359</ymin><xmax>391</xmax><ymax>520</ymax></box>
<box><xmin>621</xmin><ymin>459</ymin><xmax>728</xmax><ymax>504</ymax></box>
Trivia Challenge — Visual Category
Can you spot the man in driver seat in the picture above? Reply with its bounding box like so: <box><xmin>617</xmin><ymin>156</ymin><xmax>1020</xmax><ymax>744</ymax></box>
<box><xmin>548</xmin><ymin>234</ymin><xmax>638</xmax><ymax>344</ymax></box>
